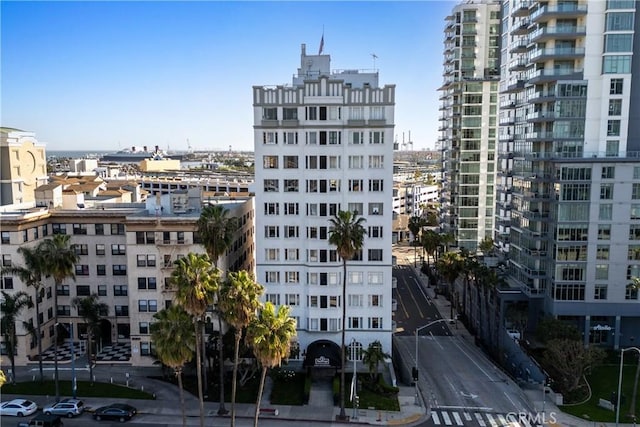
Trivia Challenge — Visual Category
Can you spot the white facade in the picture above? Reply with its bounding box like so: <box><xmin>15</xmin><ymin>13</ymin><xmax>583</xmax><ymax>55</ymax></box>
<box><xmin>253</xmin><ymin>44</ymin><xmax>395</xmax><ymax>360</ymax></box>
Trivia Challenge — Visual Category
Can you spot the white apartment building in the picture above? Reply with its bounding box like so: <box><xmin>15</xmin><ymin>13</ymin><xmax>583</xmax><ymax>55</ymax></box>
<box><xmin>439</xmin><ymin>0</ymin><xmax>502</xmax><ymax>252</ymax></box>
<box><xmin>253</xmin><ymin>44</ymin><xmax>395</xmax><ymax>365</ymax></box>
<box><xmin>498</xmin><ymin>0</ymin><xmax>640</xmax><ymax>347</ymax></box>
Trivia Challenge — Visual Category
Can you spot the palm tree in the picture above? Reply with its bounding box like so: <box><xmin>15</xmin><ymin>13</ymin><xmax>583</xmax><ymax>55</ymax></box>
<box><xmin>1</xmin><ymin>245</ymin><xmax>47</xmax><ymax>382</ymax></box>
<box><xmin>218</xmin><ymin>270</ymin><xmax>264</xmax><ymax>427</ymax></box>
<box><xmin>436</xmin><ymin>251</ymin><xmax>464</xmax><ymax>319</ymax></box>
<box><xmin>328</xmin><ymin>210</ymin><xmax>367</xmax><ymax>420</ymax></box>
<box><xmin>197</xmin><ymin>204</ymin><xmax>238</xmax><ymax>415</ymax></box>
<box><xmin>172</xmin><ymin>252</ymin><xmax>219</xmax><ymax>427</ymax></box>
<box><xmin>421</xmin><ymin>230</ymin><xmax>440</xmax><ymax>269</ymax></box>
<box><xmin>478</xmin><ymin>237</ymin><xmax>494</xmax><ymax>256</ymax></box>
<box><xmin>39</xmin><ymin>234</ymin><xmax>79</xmax><ymax>401</ymax></box>
<box><xmin>628</xmin><ymin>277</ymin><xmax>640</xmax><ymax>419</ymax></box>
<box><xmin>151</xmin><ymin>305</ymin><xmax>195</xmax><ymax>427</ymax></box>
<box><xmin>71</xmin><ymin>293</ymin><xmax>108</xmax><ymax>384</ymax></box>
<box><xmin>407</xmin><ymin>215</ymin><xmax>424</xmax><ymax>267</ymax></box>
<box><xmin>0</xmin><ymin>291</ymin><xmax>32</xmax><ymax>384</ymax></box>
<box><xmin>361</xmin><ymin>340</ymin><xmax>391</xmax><ymax>383</ymax></box>
<box><xmin>246</xmin><ymin>302</ymin><xmax>297</xmax><ymax>427</ymax></box>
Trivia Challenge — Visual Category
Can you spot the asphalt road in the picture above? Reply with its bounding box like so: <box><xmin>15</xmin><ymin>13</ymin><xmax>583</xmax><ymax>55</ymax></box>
<box><xmin>392</xmin><ymin>244</ymin><xmax>534</xmax><ymax>427</ymax></box>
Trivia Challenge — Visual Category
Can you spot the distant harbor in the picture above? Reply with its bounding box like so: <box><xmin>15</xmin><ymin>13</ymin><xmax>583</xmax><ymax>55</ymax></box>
<box><xmin>48</xmin><ymin>150</ymin><xmax>111</xmax><ymax>159</ymax></box>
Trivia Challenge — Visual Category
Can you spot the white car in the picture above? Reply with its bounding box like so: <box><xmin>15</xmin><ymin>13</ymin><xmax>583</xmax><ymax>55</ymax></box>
<box><xmin>0</xmin><ymin>399</ymin><xmax>38</xmax><ymax>417</ymax></box>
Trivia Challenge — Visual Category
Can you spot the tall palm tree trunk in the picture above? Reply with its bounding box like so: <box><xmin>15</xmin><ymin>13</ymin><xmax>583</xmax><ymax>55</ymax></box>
<box><xmin>201</xmin><ymin>322</ymin><xmax>208</xmax><ymax>398</ymax></box>
<box><xmin>176</xmin><ymin>368</ymin><xmax>187</xmax><ymax>427</ymax></box>
<box><xmin>53</xmin><ymin>284</ymin><xmax>60</xmax><ymax>401</ymax></box>
<box><xmin>9</xmin><ymin>325</ymin><xmax>17</xmax><ymax>384</ymax></box>
<box><xmin>339</xmin><ymin>260</ymin><xmax>347</xmax><ymax>420</ymax></box>
<box><xmin>231</xmin><ymin>330</ymin><xmax>242</xmax><ymax>427</ymax></box>
<box><xmin>194</xmin><ymin>320</ymin><xmax>204</xmax><ymax>427</ymax></box>
<box><xmin>217</xmin><ymin>315</ymin><xmax>227</xmax><ymax>415</ymax></box>
<box><xmin>34</xmin><ymin>293</ymin><xmax>44</xmax><ymax>383</ymax></box>
<box><xmin>88</xmin><ymin>332</ymin><xmax>94</xmax><ymax>384</ymax></box>
<box><xmin>253</xmin><ymin>366</ymin><xmax>268</xmax><ymax>427</ymax></box>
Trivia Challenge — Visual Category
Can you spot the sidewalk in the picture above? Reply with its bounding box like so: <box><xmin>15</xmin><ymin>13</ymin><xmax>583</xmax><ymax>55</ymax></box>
<box><xmin>397</xmin><ymin>244</ymin><xmax>636</xmax><ymax>427</ymax></box>
<box><xmin>9</xmin><ymin>361</ymin><xmax>426</xmax><ymax>426</ymax></box>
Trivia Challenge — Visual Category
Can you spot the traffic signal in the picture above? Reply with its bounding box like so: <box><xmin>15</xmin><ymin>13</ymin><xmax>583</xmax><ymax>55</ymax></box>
<box><xmin>412</xmin><ymin>367</ymin><xmax>419</xmax><ymax>381</ymax></box>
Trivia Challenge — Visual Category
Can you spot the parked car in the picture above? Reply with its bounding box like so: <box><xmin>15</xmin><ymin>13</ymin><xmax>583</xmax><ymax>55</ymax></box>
<box><xmin>16</xmin><ymin>413</ymin><xmax>64</xmax><ymax>427</ymax></box>
<box><xmin>42</xmin><ymin>399</ymin><xmax>84</xmax><ymax>418</ymax></box>
<box><xmin>92</xmin><ymin>403</ymin><xmax>137</xmax><ymax>422</ymax></box>
<box><xmin>507</xmin><ymin>329</ymin><xmax>521</xmax><ymax>340</ymax></box>
<box><xmin>0</xmin><ymin>399</ymin><xmax>38</xmax><ymax>417</ymax></box>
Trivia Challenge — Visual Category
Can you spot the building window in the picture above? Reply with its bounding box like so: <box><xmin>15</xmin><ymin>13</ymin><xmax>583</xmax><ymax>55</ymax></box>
<box><xmin>95</xmin><ymin>224</ymin><xmax>104</xmax><ymax>235</ymax></box>
<box><xmin>600</xmin><ymin>184</ymin><xmax>614</xmax><ymax>200</ymax></box>
<box><xmin>368</xmin><ymin>317</ymin><xmax>383</xmax><ymax>329</ymax></box>
<box><xmin>265</xmin><ymin>226</ymin><xmax>279</xmax><ymax>238</ymax></box>
<box><xmin>606</xmin><ymin>12</ymin><xmax>635</xmax><ymax>31</ymax></box>
<box><xmin>610</xmin><ymin>78</ymin><xmax>624</xmax><ymax>94</ymax></box>
<box><xmin>72</xmin><ymin>224</ymin><xmax>88</xmax><ymax>235</ymax></box>
<box><xmin>262</xmin><ymin>107</ymin><xmax>277</xmax><ymax>120</ymax></box>
<box><xmin>630</xmin><ymin>225</ymin><xmax>640</xmax><ymax>240</ymax></box>
<box><xmin>2</xmin><ymin>277</ymin><xmax>14</xmax><ymax>290</ymax></box>
<box><xmin>111</xmin><ymin>244</ymin><xmax>126</xmax><ymax>255</ymax></box>
<box><xmin>369</xmin><ymin>131</ymin><xmax>384</xmax><ymax>144</ymax></box>
<box><xmin>111</xmin><ymin>224</ymin><xmax>125</xmax><ymax>235</ymax></box>
<box><xmin>137</xmin><ymin>254</ymin><xmax>156</xmax><ymax>267</ymax></box>
<box><xmin>138</xmin><ymin>277</ymin><xmax>157</xmax><ymax>290</ymax></box>
<box><xmin>608</xmin><ymin>99</ymin><xmax>623</xmax><ymax>116</ymax></box>
<box><xmin>285</xmin><ymin>271</ymin><xmax>299</xmax><ymax>283</ymax></box>
<box><xmin>596</xmin><ymin>245</ymin><xmax>610</xmax><ymax>260</ymax></box>
<box><xmin>263</xmin><ymin>155</ymin><xmax>278</xmax><ymax>169</ymax></box>
<box><xmin>594</xmin><ymin>285</ymin><xmax>607</xmax><ymax>300</ymax></box>
<box><xmin>368</xmin><ymin>226</ymin><xmax>383</xmax><ymax>238</ymax></box>
<box><xmin>598</xmin><ymin>225</ymin><xmax>611</xmax><ymax>240</ymax></box>
<box><xmin>599</xmin><ymin>204</ymin><xmax>613</xmax><ymax>220</ymax></box>
<box><xmin>98</xmin><ymin>285</ymin><xmax>107</xmax><ymax>297</ymax></box>
<box><xmin>348</xmin><ymin>155</ymin><xmax>364</xmax><ymax>169</ymax></box>
<box><xmin>369</xmin><ymin>180</ymin><xmax>384</xmax><ymax>192</ymax></box>
<box><xmin>52</xmin><ymin>224</ymin><xmax>67</xmax><ymax>235</ymax></box>
<box><xmin>115</xmin><ymin>305</ymin><xmax>129</xmax><ymax>316</ymax></box>
<box><xmin>607</xmin><ymin>120</ymin><xmax>621</xmax><ymax>136</ymax></box>
<box><xmin>369</xmin><ymin>294</ymin><xmax>383</xmax><ymax>307</ymax></box>
<box><xmin>264</xmin><ymin>179</ymin><xmax>279</xmax><ymax>192</ymax></box>
<box><xmin>285</xmin><ymin>294</ymin><xmax>299</xmax><ymax>306</ymax></box>
<box><xmin>285</xmin><ymin>248</ymin><xmax>299</xmax><ymax>261</ymax></box>
<box><xmin>595</xmin><ymin>265</ymin><xmax>609</xmax><ymax>280</ymax></box>
<box><xmin>553</xmin><ymin>284</ymin><xmax>585</xmax><ymax>301</ymax></box>
<box><xmin>114</xmin><ymin>285</ymin><xmax>128</xmax><ymax>296</ymax></box>
<box><xmin>139</xmin><ymin>322</ymin><xmax>149</xmax><ymax>334</ymax></box>
<box><xmin>265</xmin><ymin>248</ymin><xmax>279</xmax><ymax>261</ymax></box>
<box><xmin>368</xmin><ymin>249</ymin><xmax>383</xmax><ymax>261</ymax></box>
<box><xmin>1</xmin><ymin>232</ymin><xmax>9</xmax><ymax>244</ymax></box>
<box><xmin>97</xmin><ymin>265</ymin><xmax>106</xmax><ymax>276</ymax></box>
<box><xmin>263</xmin><ymin>132</ymin><xmax>278</xmax><ymax>145</ymax></box>
<box><xmin>283</xmin><ymin>156</ymin><xmax>298</xmax><ymax>169</ymax></box>
<box><xmin>57</xmin><ymin>305</ymin><xmax>71</xmax><ymax>316</ymax></box>
<box><xmin>368</xmin><ymin>272</ymin><xmax>383</xmax><ymax>285</ymax></box>
<box><xmin>264</xmin><ymin>202</ymin><xmax>279</xmax><ymax>215</ymax></box>
<box><xmin>265</xmin><ymin>294</ymin><xmax>280</xmax><ymax>305</ymax></box>
<box><xmin>75</xmin><ymin>265</ymin><xmax>89</xmax><ymax>276</ymax></box>
<box><xmin>306</xmin><ymin>131</ymin><xmax>317</xmax><ymax>145</ymax></box>
<box><xmin>138</xmin><ymin>300</ymin><xmax>158</xmax><ymax>312</ymax></box>
<box><xmin>284</xmin><ymin>203</ymin><xmax>298</xmax><ymax>215</ymax></box>
<box><xmin>632</xmin><ymin>184</ymin><xmax>640</xmax><ymax>199</ymax></box>
<box><xmin>113</xmin><ymin>265</ymin><xmax>127</xmax><ymax>276</ymax></box>
<box><xmin>95</xmin><ymin>244</ymin><xmax>105</xmax><ymax>256</ymax></box>
<box><xmin>349</xmin><ymin>180</ymin><xmax>363</xmax><ymax>192</ymax></box>
<box><xmin>369</xmin><ymin>155</ymin><xmax>384</xmax><ymax>169</ymax></box>
<box><xmin>625</xmin><ymin>285</ymin><xmax>639</xmax><ymax>300</ymax></box>
<box><xmin>284</xmin><ymin>179</ymin><xmax>298</xmax><ymax>192</ymax></box>
<box><xmin>368</xmin><ymin>203</ymin><xmax>383</xmax><ymax>215</ymax></box>
<box><xmin>76</xmin><ymin>285</ymin><xmax>91</xmax><ymax>296</ymax></box>
<box><xmin>283</xmin><ymin>108</ymin><xmax>297</xmax><ymax>120</ymax></box>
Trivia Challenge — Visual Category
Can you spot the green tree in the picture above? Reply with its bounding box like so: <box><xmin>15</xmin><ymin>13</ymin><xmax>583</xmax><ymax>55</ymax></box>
<box><xmin>408</xmin><ymin>215</ymin><xmax>424</xmax><ymax>267</ymax></box>
<box><xmin>478</xmin><ymin>237</ymin><xmax>494</xmax><ymax>256</ymax></box>
<box><xmin>535</xmin><ymin>317</ymin><xmax>581</xmax><ymax>344</ymax></box>
<box><xmin>542</xmin><ymin>339</ymin><xmax>605</xmax><ymax>394</ymax></box>
<box><xmin>196</xmin><ymin>204</ymin><xmax>238</xmax><ymax>415</ymax></box>
<box><xmin>173</xmin><ymin>252</ymin><xmax>219</xmax><ymax>427</ymax></box>
<box><xmin>151</xmin><ymin>305</ymin><xmax>195</xmax><ymax>427</ymax></box>
<box><xmin>219</xmin><ymin>271</ymin><xmax>264</xmax><ymax>427</ymax></box>
<box><xmin>328</xmin><ymin>210</ymin><xmax>366</xmax><ymax>421</ymax></box>
<box><xmin>628</xmin><ymin>277</ymin><xmax>640</xmax><ymax>419</ymax></box>
<box><xmin>361</xmin><ymin>340</ymin><xmax>391</xmax><ymax>382</ymax></box>
<box><xmin>436</xmin><ymin>251</ymin><xmax>464</xmax><ymax>319</ymax></box>
<box><xmin>0</xmin><ymin>291</ymin><xmax>32</xmax><ymax>384</ymax></box>
<box><xmin>421</xmin><ymin>230</ymin><xmax>440</xmax><ymax>268</ymax></box>
<box><xmin>71</xmin><ymin>293</ymin><xmax>108</xmax><ymax>384</ymax></box>
<box><xmin>1</xmin><ymin>245</ymin><xmax>47</xmax><ymax>382</ymax></box>
<box><xmin>246</xmin><ymin>302</ymin><xmax>297</xmax><ymax>427</ymax></box>
<box><xmin>39</xmin><ymin>234</ymin><xmax>79</xmax><ymax>401</ymax></box>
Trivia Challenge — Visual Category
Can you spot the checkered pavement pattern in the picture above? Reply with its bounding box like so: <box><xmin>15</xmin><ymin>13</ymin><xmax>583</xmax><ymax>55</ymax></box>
<box><xmin>38</xmin><ymin>342</ymin><xmax>84</xmax><ymax>362</ymax></box>
<box><xmin>95</xmin><ymin>342</ymin><xmax>131</xmax><ymax>362</ymax></box>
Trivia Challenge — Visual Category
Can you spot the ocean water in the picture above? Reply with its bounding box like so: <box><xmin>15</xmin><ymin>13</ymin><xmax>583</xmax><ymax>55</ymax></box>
<box><xmin>48</xmin><ymin>150</ymin><xmax>112</xmax><ymax>159</ymax></box>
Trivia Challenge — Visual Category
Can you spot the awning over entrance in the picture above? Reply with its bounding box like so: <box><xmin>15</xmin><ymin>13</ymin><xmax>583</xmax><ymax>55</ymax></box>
<box><xmin>303</xmin><ymin>339</ymin><xmax>342</xmax><ymax>368</ymax></box>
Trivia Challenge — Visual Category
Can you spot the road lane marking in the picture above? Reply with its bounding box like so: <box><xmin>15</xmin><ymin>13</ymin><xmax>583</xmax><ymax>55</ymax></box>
<box><xmin>432</xmin><ymin>412</ymin><xmax>441</xmax><ymax>425</ymax></box>
<box><xmin>464</xmin><ymin>412</ymin><xmax>472</xmax><ymax>421</ymax></box>
<box><xmin>453</xmin><ymin>412</ymin><xmax>463</xmax><ymax>425</ymax></box>
<box><xmin>486</xmin><ymin>413</ymin><xmax>498</xmax><ymax>427</ymax></box>
<box><xmin>475</xmin><ymin>413</ymin><xmax>487</xmax><ymax>427</ymax></box>
<box><xmin>497</xmin><ymin>414</ymin><xmax>507</xmax><ymax>426</ymax></box>
<box><xmin>441</xmin><ymin>411</ymin><xmax>452</xmax><ymax>425</ymax></box>
<box><xmin>430</xmin><ymin>332</ymin><xmax>444</xmax><ymax>349</ymax></box>
<box><xmin>403</xmin><ymin>276</ymin><xmax>425</xmax><ymax>319</ymax></box>
<box><xmin>396</xmin><ymin>284</ymin><xmax>411</xmax><ymax>318</ymax></box>
<box><xmin>502</xmin><ymin>391</ymin><xmax>518</xmax><ymax>409</ymax></box>
<box><xmin>452</xmin><ymin>340</ymin><xmax>496</xmax><ymax>381</ymax></box>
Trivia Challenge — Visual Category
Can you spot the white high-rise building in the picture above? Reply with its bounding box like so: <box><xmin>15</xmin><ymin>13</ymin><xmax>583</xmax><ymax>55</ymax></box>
<box><xmin>253</xmin><ymin>44</ymin><xmax>395</xmax><ymax>364</ymax></box>
<box><xmin>498</xmin><ymin>0</ymin><xmax>640</xmax><ymax>347</ymax></box>
<box><xmin>439</xmin><ymin>0</ymin><xmax>502</xmax><ymax>252</ymax></box>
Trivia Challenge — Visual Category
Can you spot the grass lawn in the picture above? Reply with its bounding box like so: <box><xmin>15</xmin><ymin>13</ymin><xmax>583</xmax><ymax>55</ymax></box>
<box><xmin>560</xmin><ymin>364</ymin><xmax>640</xmax><ymax>423</ymax></box>
<box><xmin>334</xmin><ymin>374</ymin><xmax>400</xmax><ymax>411</ymax></box>
<box><xmin>270</xmin><ymin>371</ymin><xmax>306</xmax><ymax>405</ymax></box>
<box><xmin>1</xmin><ymin>380</ymin><xmax>154</xmax><ymax>400</ymax></box>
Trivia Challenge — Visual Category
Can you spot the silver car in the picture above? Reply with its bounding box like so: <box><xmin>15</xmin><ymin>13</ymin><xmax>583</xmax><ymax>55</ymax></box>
<box><xmin>42</xmin><ymin>399</ymin><xmax>84</xmax><ymax>418</ymax></box>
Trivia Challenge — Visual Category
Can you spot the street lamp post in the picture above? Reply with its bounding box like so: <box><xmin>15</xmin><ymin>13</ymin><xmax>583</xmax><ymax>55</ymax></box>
<box><xmin>414</xmin><ymin>317</ymin><xmax>455</xmax><ymax>406</ymax></box>
<box><xmin>616</xmin><ymin>346</ymin><xmax>640</xmax><ymax>427</ymax></box>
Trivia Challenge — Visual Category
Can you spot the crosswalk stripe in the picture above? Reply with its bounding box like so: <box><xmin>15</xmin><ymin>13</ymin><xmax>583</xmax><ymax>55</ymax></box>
<box><xmin>442</xmin><ymin>411</ymin><xmax>453</xmax><ymax>426</ymax></box>
<box><xmin>464</xmin><ymin>412</ymin><xmax>472</xmax><ymax>421</ymax></box>
<box><xmin>520</xmin><ymin>416</ymin><xmax>533</xmax><ymax>427</ymax></box>
<box><xmin>453</xmin><ymin>412</ymin><xmax>463</xmax><ymax>426</ymax></box>
<box><xmin>432</xmin><ymin>412</ymin><xmax>441</xmax><ymax>425</ymax></box>
<box><xmin>486</xmin><ymin>413</ymin><xmax>498</xmax><ymax>427</ymax></box>
<box><xmin>475</xmin><ymin>413</ymin><xmax>486</xmax><ymax>427</ymax></box>
<box><xmin>497</xmin><ymin>414</ymin><xmax>508</xmax><ymax>426</ymax></box>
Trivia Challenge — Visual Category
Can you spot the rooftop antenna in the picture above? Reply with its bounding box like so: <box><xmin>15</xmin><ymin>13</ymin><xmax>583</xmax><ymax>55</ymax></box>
<box><xmin>371</xmin><ymin>53</ymin><xmax>378</xmax><ymax>71</ymax></box>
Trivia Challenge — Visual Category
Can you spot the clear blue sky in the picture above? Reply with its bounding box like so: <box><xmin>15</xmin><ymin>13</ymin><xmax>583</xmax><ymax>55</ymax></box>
<box><xmin>2</xmin><ymin>1</ymin><xmax>455</xmax><ymax>152</ymax></box>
